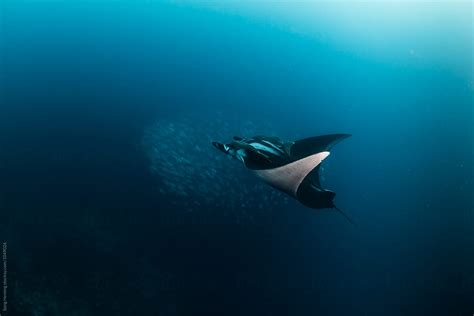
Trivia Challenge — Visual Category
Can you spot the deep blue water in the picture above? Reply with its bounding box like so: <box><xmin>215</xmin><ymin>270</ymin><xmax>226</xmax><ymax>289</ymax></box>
<box><xmin>0</xmin><ymin>1</ymin><xmax>473</xmax><ymax>315</ymax></box>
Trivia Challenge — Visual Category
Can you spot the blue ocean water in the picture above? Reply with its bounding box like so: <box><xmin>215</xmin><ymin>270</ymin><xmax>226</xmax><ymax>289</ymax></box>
<box><xmin>0</xmin><ymin>1</ymin><xmax>473</xmax><ymax>315</ymax></box>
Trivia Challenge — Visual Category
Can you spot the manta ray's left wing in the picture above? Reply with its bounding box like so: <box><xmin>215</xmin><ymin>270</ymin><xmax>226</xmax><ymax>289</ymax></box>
<box><xmin>289</xmin><ymin>134</ymin><xmax>351</xmax><ymax>161</ymax></box>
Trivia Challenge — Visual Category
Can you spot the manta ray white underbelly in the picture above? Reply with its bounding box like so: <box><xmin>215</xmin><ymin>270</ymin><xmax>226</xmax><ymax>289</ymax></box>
<box><xmin>254</xmin><ymin>151</ymin><xmax>330</xmax><ymax>197</ymax></box>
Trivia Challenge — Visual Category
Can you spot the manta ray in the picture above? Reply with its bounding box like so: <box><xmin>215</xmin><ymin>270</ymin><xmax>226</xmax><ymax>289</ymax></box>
<box><xmin>212</xmin><ymin>134</ymin><xmax>355</xmax><ymax>224</ymax></box>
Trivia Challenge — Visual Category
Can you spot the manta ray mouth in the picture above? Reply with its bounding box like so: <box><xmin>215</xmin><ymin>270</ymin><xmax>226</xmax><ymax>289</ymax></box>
<box><xmin>253</xmin><ymin>151</ymin><xmax>330</xmax><ymax>197</ymax></box>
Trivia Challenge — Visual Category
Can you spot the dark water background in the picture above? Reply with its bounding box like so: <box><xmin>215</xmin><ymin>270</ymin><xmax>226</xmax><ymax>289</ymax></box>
<box><xmin>0</xmin><ymin>1</ymin><xmax>473</xmax><ymax>315</ymax></box>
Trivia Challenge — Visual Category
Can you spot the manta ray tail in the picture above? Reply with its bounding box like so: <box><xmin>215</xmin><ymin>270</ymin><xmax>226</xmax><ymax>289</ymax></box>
<box><xmin>334</xmin><ymin>205</ymin><xmax>356</xmax><ymax>227</ymax></box>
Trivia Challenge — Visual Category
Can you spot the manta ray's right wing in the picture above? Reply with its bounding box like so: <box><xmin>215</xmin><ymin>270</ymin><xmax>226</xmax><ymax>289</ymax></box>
<box><xmin>291</xmin><ymin>134</ymin><xmax>351</xmax><ymax>210</ymax></box>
